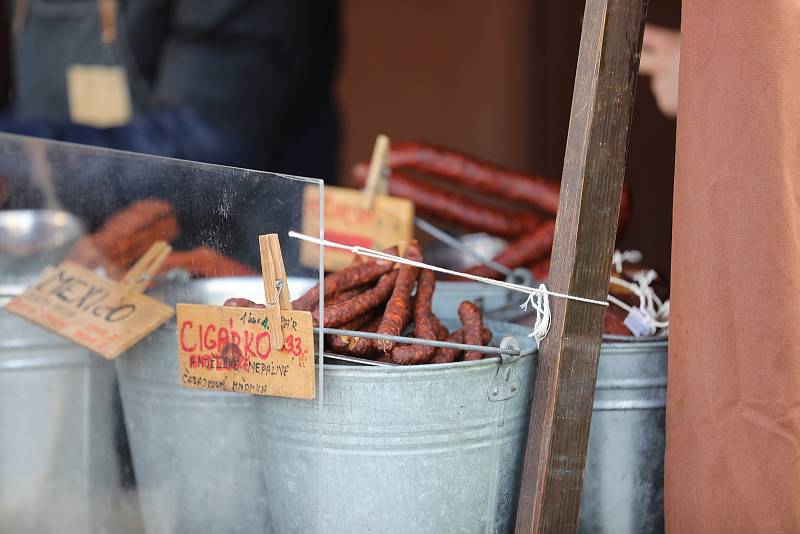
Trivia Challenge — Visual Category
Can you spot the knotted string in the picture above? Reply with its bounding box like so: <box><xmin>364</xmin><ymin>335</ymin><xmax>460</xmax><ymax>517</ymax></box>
<box><xmin>608</xmin><ymin>269</ymin><xmax>670</xmax><ymax>329</ymax></box>
<box><xmin>612</xmin><ymin>249</ymin><xmax>643</xmax><ymax>274</ymax></box>
<box><xmin>520</xmin><ymin>283</ymin><xmax>551</xmax><ymax>343</ymax></box>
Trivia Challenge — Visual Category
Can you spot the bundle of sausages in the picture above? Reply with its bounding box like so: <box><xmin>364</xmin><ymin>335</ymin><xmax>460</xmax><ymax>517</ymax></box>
<box><xmin>67</xmin><ymin>198</ymin><xmax>255</xmax><ymax>280</ymax></box>
<box><xmin>225</xmin><ymin>242</ymin><xmax>495</xmax><ymax>365</ymax></box>
<box><xmin>533</xmin><ymin>253</ymin><xmax>669</xmax><ymax>337</ymax></box>
<box><xmin>67</xmin><ymin>198</ymin><xmax>180</xmax><ymax>277</ymax></box>
<box><xmin>351</xmin><ymin>140</ymin><xmax>631</xmax><ymax>281</ymax></box>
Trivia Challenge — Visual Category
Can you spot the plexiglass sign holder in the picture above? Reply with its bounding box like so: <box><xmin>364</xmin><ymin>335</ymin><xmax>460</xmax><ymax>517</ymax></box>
<box><xmin>0</xmin><ymin>133</ymin><xmax>537</xmax><ymax>534</ymax></box>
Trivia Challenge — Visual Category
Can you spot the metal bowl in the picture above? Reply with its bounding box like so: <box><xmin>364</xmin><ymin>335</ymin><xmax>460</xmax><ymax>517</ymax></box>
<box><xmin>424</xmin><ymin>232</ymin><xmax>507</xmax><ymax>271</ymax></box>
<box><xmin>0</xmin><ymin>210</ymin><xmax>85</xmax><ymax>296</ymax></box>
<box><xmin>0</xmin><ymin>210</ymin><xmax>85</xmax><ymax>258</ymax></box>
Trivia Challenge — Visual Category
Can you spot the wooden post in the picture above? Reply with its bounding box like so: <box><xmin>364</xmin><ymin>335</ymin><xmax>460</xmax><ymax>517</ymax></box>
<box><xmin>514</xmin><ymin>0</ymin><xmax>649</xmax><ymax>532</ymax></box>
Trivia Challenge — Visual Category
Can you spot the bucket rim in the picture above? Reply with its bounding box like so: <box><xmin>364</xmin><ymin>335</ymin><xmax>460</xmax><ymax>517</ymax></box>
<box><xmin>316</xmin><ymin>349</ymin><xmax>536</xmax><ymax>375</ymax></box>
<box><xmin>600</xmin><ymin>336</ymin><xmax>668</xmax><ymax>353</ymax></box>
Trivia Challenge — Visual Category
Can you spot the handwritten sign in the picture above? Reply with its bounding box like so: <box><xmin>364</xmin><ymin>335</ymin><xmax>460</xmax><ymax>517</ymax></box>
<box><xmin>4</xmin><ymin>261</ymin><xmax>174</xmax><ymax>359</ymax></box>
<box><xmin>177</xmin><ymin>303</ymin><xmax>315</xmax><ymax>399</ymax></box>
<box><xmin>301</xmin><ymin>185</ymin><xmax>414</xmax><ymax>271</ymax></box>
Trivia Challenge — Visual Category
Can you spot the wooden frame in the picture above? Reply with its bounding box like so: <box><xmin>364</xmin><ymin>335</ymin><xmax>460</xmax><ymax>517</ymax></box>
<box><xmin>515</xmin><ymin>0</ymin><xmax>649</xmax><ymax>531</ymax></box>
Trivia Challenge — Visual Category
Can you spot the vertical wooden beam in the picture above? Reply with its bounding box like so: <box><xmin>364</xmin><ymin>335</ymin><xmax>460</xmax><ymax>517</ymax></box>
<box><xmin>515</xmin><ymin>0</ymin><xmax>648</xmax><ymax>532</ymax></box>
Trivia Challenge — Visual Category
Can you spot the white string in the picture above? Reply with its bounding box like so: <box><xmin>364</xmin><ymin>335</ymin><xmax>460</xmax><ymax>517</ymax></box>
<box><xmin>612</xmin><ymin>249</ymin><xmax>643</xmax><ymax>274</ymax></box>
<box><xmin>632</xmin><ymin>270</ymin><xmax>661</xmax><ymax>318</ymax></box>
<box><xmin>608</xmin><ymin>270</ymin><xmax>670</xmax><ymax>329</ymax></box>
<box><xmin>520</xmin><ymin>283</ymin><xmax>551</xmax><ymax>344</ymax></box>
<box><xmin>289</xmin><ymin>231</ymin><xmax>608</xmax><ymax>307</ymax></box>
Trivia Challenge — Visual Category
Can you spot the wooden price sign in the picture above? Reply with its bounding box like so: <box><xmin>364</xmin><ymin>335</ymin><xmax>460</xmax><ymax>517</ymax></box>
<box><xmin>4</xmin><ymin>242</ymin><xmax>175</xmax><ymax>359</ymax></box>
<box><xmin>176</xmin><ymin>303</ymin><xmax>314</xmax><ymax>399</ymax></box>
<box><xmin>177</xmin><ymin>234</ymin><xmax>316</xmax><ymax>400</ymax></box>
<box><xmin>301</xmin><ymin>134</ymin><xmax>414</xmax><ymax>271</ymax></box>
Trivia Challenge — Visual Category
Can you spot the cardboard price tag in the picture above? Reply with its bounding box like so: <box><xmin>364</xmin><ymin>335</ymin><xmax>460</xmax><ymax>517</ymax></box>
<box><xmin>4</xmin><ymin>261</ymin><xmax>174</xmax><ymax>359</ymax></box>
<box><xmin>177</xmin><ymin>303</ymin><xmax>315</xmax><ymax>400</ymax></box>
<box><xmin>300</xmin><ymin>185</ymin><xmax>414</xmax><ymax>271</ymax></box>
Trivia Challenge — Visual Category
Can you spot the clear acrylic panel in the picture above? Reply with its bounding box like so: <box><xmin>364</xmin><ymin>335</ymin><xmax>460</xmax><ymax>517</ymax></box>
<box><xmin>0</xmin><ymin>133</ymin><xmax>540</xmax><ymax>534</ymax></box>
<box><xmin>0</xmin><ymin>133</ymin><xmax>325</xmax><ymax>533</ymax></box>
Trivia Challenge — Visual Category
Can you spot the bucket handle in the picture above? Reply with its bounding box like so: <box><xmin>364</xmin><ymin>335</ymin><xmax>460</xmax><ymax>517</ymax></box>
<box><xmin>488</xmin><ymin>336</ymin><xmax>521</xmax><ymax>402</ymax></box>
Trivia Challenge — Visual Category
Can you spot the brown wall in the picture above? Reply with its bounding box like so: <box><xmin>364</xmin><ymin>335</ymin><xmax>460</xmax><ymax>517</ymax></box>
<box><xmin>337</xmin><ymin>0</ymin><xmax>541</xmax><ymax>181</ymax></box>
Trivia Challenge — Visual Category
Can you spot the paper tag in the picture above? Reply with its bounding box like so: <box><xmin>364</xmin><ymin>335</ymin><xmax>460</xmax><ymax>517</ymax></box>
<box><xmin>4</xmin><ymin>262</ymin><xmax>174</xmax><ymax>359</ymax></box>
<box><xmin>67</xmin><ymin>64</ymin><xmax>133</xmax><ymax>127</ymax></box>
<box><xmin>177</xmin><ymin>303</ymin><xmax>315</xmax><ymax>399</ymax></box>
<box><xmin>300</xmin><ymin>185</ymin><xmax>414</xmax><ymax>271</ymax></box>
<box><xmin>623</xmin><ymin>307</ymin><xmax>657</xmax><ymax>337</ymax></box>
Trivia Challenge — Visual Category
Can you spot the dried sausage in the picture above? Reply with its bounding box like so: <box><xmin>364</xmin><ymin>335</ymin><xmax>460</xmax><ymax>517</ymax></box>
<box><xmin>293</xmin><ymin>249</ymin><xmax>397</xmax><ymax>311</ymax></box>
<box><xmin>465</xmin><ymin>221</ymin><xmax>555</xmax><ymax>280</ymax></box>
<box><xmin>388</xmin><ymin>141</ymin><xmax>562</xmax><ymax>215</ymax></box>
<box><xmin>434</xmin><ymin>319</ymin><xmax>449</xmax><ymax>342</ymax></box>
<box><xmin>374</xmin><ymin>243</ymin><xmax>423</xmax><ymax>352</ymax></box>
<box><xmin>604</xmin><ymin>306</ymin><xmax>631</xmax><ymax>336</ymax></box>
<box><xmin>327</xmin><ymin>286</ymin><xmax>370</xmax><ymax>306</ymax></box>
<box><xmin>329</xmin><ymin>334</ymin><xmax>350</xmax><ymax>354</ymax></box>
<box><xmin>328</xmin><ymin>312</ymin><xmax>376</xmax><ymax>354</ymax></box>
<box><xmin>530</xmin><ymin>257</ymin><xmax>551</xmax><ymax>282</ymax></box>
<box><xmin>352</xmin><ymin>164</ymin><xmax>542</xmax><ymax>238</ymax></box>
<box><xmin>391</xmin><ymin>270</ymin><xmax>439</xmax><ymax>364</ymax></box>
<box><xmin>68</xmin><ymin>198</ymin><xmax>179</xmax><ymax>273</ymax></box>
<box><xmin>223</xmin><ymin>297</ymin><xmax>265</xmax><ymax>309</ymax></box>
<box><xmin>386</xmin><ymin>140</ymin><xmax>631</xmax><ymax>227</ymax></box>
<box><xmin>414</xmin><ymin>269</ymin><xmax>436</xmax><ymax>317</ymax></box>
<box><xmin>345</xmin><ymin>315</ymin><xmax>384</xmax><ymax>356</ymax></box>
<box><xmin>430</xmin><ymin>329</ymin><xmax>462</xmax><ymax>364</ymax></box>
<box><xmin>225</xmin><ymin>286</ymin><xmax>367</xmax><ymax>317</ymax></box>
<box><xmin>430</xmin><ymin>326</ymin><xmax>493</xmax><ymax>364</ymax></box>
<box><xmin>458</xmin><ymin>301</ymin><xmax>485</xmax><ymax>361</ymax></box>
<box><xmin>312</xmin><ymin>270</ymin><xmax>398</xmax><ymax>327</ymax></box>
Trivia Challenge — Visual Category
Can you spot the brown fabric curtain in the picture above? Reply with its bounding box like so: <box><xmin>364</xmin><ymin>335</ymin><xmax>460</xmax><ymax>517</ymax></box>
<box><xmin>666</xmin><ymin>1</ymin><xmax>800</xmax><ymax>531</ymax></box>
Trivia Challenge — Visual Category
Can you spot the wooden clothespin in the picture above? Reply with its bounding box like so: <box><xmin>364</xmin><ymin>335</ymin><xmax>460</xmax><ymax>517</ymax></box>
<box><xmin>259</xmin><ymin>234</ymin><xmax>293</xmax><ymax>349</ymax></box>
<box><xmin>361</xmin><ymin>134</ymin><xmax>391</xmax><ymax>210</ymax></box>
<box><xmin>121</xmin><ymin>241</ymin><xmax>172</xmax><ymax>295</ymax></box>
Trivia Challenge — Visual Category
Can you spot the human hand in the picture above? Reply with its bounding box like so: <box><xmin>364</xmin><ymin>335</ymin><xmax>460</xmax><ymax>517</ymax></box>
<box><xmin>639</xmin><ymin>24</ymin><xmax>681</xmax><ymax>117</ymax></box>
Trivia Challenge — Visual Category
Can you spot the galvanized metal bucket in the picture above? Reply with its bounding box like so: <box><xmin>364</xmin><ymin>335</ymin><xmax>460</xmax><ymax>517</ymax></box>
<box><xmin>116</xmin><ymin>278</ymin><xmax>270</xmax><ymax>533</ymax></box>
<box><xmin>0</xmin><ymin>209</ymin><xmax>120</xmax><ymax>534</ymax></box>
<box><xmin>0</xmin><ymin>310</ymin><xmax>119</xmax><ymax>534</ymax></box>
<box><xmin>579</xmin><ymin>337</ymin><xmax>668</xmax><ymax>534</ymax></box>
<box><xmin>117</xmin><ymin>277</ymin><xmax>537</xmax><ymax>534</ymax></box>
<box><xmin>431</xmin><ymin>281</ymin><xmax>528</xmax><ymax>322</ymax></box>
<box><xmin>255</xmin><ymin>320</ymin><xmax>537</xmax><ymax>534</ymax></box>
<box><xmin>115</xmin><ymin>277</ymin><xmax>317</xmax><ymax>534</ymax></box>
<box><xmin>116</xmin><ymin>325</ymin><xmax>264</xmax><ymax>534</ymax></box>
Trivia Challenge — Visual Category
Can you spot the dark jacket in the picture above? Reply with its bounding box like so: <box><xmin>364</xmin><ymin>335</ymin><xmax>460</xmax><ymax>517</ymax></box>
<box><xmin>3</xmin><ymin>0</ymin><xmax>340</xmax><ymax>178</ymax></box>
